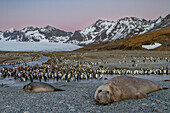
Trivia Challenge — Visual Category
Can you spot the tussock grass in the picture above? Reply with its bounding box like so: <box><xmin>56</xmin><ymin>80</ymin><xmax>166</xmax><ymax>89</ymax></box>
<box><xmin>76</xmin><ymin>28</ymin><xmax>170</xmax><ymax>51</ymax></box>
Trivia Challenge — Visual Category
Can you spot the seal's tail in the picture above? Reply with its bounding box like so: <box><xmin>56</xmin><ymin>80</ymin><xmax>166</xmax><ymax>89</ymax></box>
<box><xmin>160</xmin><ymin>87</ymin><xmax>168</xmax><ymax>90</ymax></box>
<box><xmin>164</xmin><ymin>80</ymin><xmax>170</xmax><ymax>82</ymax></box>
<box><xmin>54</xmin><ymin>88</ymin><xmax>65</xmax><ymax>91</ymax></box>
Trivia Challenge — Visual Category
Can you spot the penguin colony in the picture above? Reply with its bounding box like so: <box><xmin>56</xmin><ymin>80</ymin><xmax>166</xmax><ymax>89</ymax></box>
<box><xmin>0</xmin><ymin>54</ymin><xmax>170</xmax><ymax>82</ymax></box>
<box><xmin>0</xmin><ymin>53</ymin><xmax>40</xmax><ymax>66</ymax></box>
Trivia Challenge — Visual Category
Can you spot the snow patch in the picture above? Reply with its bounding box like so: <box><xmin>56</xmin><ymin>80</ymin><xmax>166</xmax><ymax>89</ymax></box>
<box><xmin>0</xmin><ymin>32</ymin><xmax>3</xmax><ymax>40</ymax></box>
<box><xmin>80</xmin><ymin>26</ymin><xmax>96</xmax><ymax>35</ymax></box>
<box><xmin>155</xmin><ymin>17</ymin><xmax>162</xmax><ymax>24</ymax></box>
<box><xmin>142</xmin><ymin>43</ymin><xmax>162</xmax><ymax>50</ymax></box>
<box><xmin>24</xmin><ymin>30</ymin><xmax>47</xmax><ymax>42</ymax></box>
<box><xmin>79</xmin><ymin>39</ymin><xmax>94</xmax><ymax>45</ymax></box>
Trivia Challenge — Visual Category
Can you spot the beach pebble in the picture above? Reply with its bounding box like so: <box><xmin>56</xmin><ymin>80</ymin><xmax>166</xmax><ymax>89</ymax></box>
<box><xmin>70</xmin><ymin>108</ymin><xmax>76</xmax><ymax>112</ymax></box>
<box><xmin>163</xmin><ymin>105</ymin><xmax>168</xmax><ymax>110</ymax></box>
<box><xmin>142</xmin><ymin>103</ymin><xmax>148</xmax><ymax>106</ymax></box>
<box><xmin>23</xmin><ymin>111</ymin><xmax>30</xmax><ymax>113</ymax></box>
<box><xmin>0</xmin><ymin>81</ymin><xmax>169</xmax><ymax>113</ymax></box>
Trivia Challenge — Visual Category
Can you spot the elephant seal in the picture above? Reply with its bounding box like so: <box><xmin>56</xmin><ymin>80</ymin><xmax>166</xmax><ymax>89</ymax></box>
<box><xmin>94</xmin><ymin>76</ymin><xmax>168</xmax><ymax>104</ymax></box>
<box><xmin>23</xmin><ymin>82</ymin><xmax>64</xmax><ymax>93</ymax></box>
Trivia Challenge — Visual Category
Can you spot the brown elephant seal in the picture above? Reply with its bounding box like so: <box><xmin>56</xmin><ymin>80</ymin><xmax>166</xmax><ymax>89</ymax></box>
<box><xmin>23</xmin><ymin>82</ymin><xmax>64</xmax><ymax>93</ymax></box>
<box><xmin>94</xmin><ymin>76</ymin><xmax>168</xmax><ymax>104</ymax></box>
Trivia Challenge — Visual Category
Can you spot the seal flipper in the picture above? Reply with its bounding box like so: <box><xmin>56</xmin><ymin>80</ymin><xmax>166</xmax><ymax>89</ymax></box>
<box><xmin>159</xmin><ymin>87</ymin><xmax>168</xmax><ymax>90</ymax></box>
<box><xmin>135</xmin><ymin>92</ymin><xmax>147</xmax><ymax>99</ymax></box>
<box><xmin>54</xmin><ymin>88</ymin><xmax>65</xmax><ymax>91</ymax></box>
<box><xmin>164</xmin><ymin>80</ymin><xmax>170</xmax><ymax>82</ymax></box>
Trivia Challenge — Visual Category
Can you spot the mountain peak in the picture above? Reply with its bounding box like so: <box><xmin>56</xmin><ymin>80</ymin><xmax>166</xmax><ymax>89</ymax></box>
<box><xmin>8</xmin><ymin>27</ymin><xmax>16</xmax><ymax>33</ymax></box>
<box><xmin>164</xmin><ymin>13</ymin><xmax>170</xmax><ymax>20</ymax></box>
<box><xmin>22</xmin><ymin>26</ymin><xmax>37</xmax><ymax>31</ymax></box>
<box><xmin>44</xmin><ymin>25</ymin><xmax>56</xmax><ymax>30</ymax></box>
<box><xmin>96</xmin><ymin>19</ymin><xmax>104</xmax><ymax>23</ymax></box>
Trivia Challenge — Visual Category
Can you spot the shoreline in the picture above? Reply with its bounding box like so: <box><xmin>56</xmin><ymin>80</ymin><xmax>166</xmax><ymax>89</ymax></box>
<box><xmin>1</xmin><ymin>74</ymin><xmax>170</xmax><ymax>87</ymax></box>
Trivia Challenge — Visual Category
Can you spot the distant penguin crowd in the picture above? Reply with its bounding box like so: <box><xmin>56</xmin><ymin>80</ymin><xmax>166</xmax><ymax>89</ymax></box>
<box><xmin>0</xmin><ymin>55</ymin><xmax>40</xmax><ymax>66</ymax></box>
<box><xmin>0</xmin><ymin>55</ymin><xmax>170</xmax><ymax>82</ymax></box>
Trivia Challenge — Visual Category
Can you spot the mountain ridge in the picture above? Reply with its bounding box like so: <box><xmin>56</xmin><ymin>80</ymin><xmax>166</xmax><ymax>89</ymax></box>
<box><xmin>67</xmin><ymin>15</ymin><xmax>167</xmax><ymax>46</ymax></box>
<box><xmin>74</xmin><ymin>27</ymin><xmax>170</xmax><ymax>51</ymax></box>
<box><xmin>0</xmin><ymin>14</ymin><xmax>169</xmax><ymax>46</ymax></box>
<box><xmin>0</xmin><ymin>25</ymin><xmax>72</xmax><ymax>43</ymax></box>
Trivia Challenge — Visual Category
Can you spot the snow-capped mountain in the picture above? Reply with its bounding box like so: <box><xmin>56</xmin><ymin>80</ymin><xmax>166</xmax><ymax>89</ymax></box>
<box><xmin>0</xmin><ymin>31</ymin><xmax>3</xmax><ymax>40</ymax></box>
<box><xmin>67</xmin><ymin>16</ymin><xmax>165</xmax><ymax>46</ymax></box>
<box><xmin>147</xmin><ymin>14</ymin><xmax>170</xmax><ymax>32</ymax></box>
<box><xmin>0</xmin><ymin>26</ymin><xmax>72</xmax><ymax>43</ymax></box>
<box><xmin>0</xmin><ymin>14</ymin><xmax>169</xmax><ymax>47</ymax></box>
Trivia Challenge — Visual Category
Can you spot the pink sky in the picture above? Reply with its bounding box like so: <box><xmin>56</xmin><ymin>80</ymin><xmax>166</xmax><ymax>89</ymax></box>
<box><xmin>0</xmin><ymin>0</ymin><xmax>170</xmax><ymax>32</ymax></box>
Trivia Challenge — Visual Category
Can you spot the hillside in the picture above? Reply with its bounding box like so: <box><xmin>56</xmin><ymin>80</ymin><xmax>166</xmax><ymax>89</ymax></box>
<box><xmin>75</xmin><ymin>28</ymin><xmax>170</xmax><ymax>51</ymax></box>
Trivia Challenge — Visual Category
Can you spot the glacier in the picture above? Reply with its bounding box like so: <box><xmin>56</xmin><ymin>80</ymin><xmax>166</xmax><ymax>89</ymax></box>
<box><xmin>0</xmin><ymin>40</ymin><xmax>81</xmax><ymax>52</ymax></box>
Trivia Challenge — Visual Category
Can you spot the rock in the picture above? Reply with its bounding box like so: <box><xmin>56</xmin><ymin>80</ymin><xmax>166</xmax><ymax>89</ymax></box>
<box><xmin>163</xmin><ymin>106</ymin><xmax>168</xmax><ymax>110</ymax></box>
<box><xmin>59</xmin><ymin>101</ymin><xmax>64</xmax><ymax>104</ymax></box>
<box><xmin>154</xmin><ymin>99</ymin><xmax>161</xmax><ymax>103</ymax></box>
<box><xmin>85</xmin><ymin>108</ymin><xmax>92</xmax><ymax>112</ymax></box>
<box><xmin>0</xmin><ymin>91</ymin><xmax>3</xmax><ymax>94</ymax></box>
<box><xmin>142</xmin><ymin>103</ymin><xmax>147</xmax><ymax>106</ymax></box>
<box><xmin>23</xmin><ymin>111</ymin><xmax>30</xmax><ymax>113</ymax></box>
<box><xmin>151</xmin><ymin>103</ymin><xmax>156</xmax><ymax>106</ymax></box>
<box><xmin>70</xmin><ymin>108</ymin><xmax>76</xmax><ymax>112</ymax></box>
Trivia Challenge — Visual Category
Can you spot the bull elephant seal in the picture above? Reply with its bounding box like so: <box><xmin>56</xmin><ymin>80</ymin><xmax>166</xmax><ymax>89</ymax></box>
<box><xmin>94</xmin><ymin>76</ymin><xmax>168</xmax><ymax>104</ymax></box>
<box><xmin>23</xmin><ymin>82</ymin><xmax>64</xmax><ymax>93</ymax></box>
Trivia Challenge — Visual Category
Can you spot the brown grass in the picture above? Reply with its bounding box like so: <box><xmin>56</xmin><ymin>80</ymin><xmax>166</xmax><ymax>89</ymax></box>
<box><xmin>75</xmin><ymin>28</ymin><xmax>170</xmax><ymax>51</ymax></box>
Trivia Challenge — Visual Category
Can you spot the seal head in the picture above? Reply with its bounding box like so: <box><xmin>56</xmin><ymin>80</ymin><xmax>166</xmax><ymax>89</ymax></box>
<box><xmin>94</xmin><ymin>83</ymin><xmax>121</xmax><ymax>104</ymax></box>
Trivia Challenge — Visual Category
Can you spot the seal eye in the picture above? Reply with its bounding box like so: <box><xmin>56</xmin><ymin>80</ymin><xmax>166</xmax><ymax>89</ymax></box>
<box><xmin>98</xmin><ymin>90</ymin><xmax>102</xmax><ymax>93</ymax></box>
<box><xmin>107</xmin><ymin>91</ymin><xmax>109</xmax><ymax>94</ymax></box>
